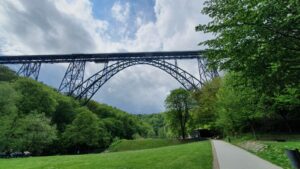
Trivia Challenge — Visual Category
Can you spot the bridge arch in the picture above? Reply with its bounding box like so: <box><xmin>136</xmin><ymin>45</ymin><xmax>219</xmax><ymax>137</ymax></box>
<box><xmin>70</xmin><ymin>60</ymin><xmax>203</xmax><ymax>102</ymax></box>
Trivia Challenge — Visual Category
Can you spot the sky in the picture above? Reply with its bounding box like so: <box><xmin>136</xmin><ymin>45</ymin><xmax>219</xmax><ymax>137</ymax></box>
<box><xmin>0</xmin><ymin>0</ymin><xmax>211</xmax><ymax>114</ymax></box>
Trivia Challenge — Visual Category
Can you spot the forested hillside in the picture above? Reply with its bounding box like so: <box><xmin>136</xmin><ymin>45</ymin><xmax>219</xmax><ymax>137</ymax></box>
<box><xmin>0</xmin><ymin>65</ymin><xmax>151</xmax><ymax>155</ymax></box>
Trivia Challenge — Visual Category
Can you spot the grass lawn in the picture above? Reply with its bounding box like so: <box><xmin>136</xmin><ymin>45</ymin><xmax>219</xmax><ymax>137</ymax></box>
<box><xmin>108</xmin><ymin>138</ymin><xmax>182</xmax><ymax>152</ymax></box>
<box><xmin>231</xmin><ymin>134</ymin><xmax>300</xmax><ymax>169</ymax></box>
<box><xmin>253</xmin><ymin>141</ymin><xmax>300</xmax><ymax>169</ymax></box>
<box><xmin>0</xmin><ymin>141</ymin><xmax>212</xmax><ymax>169</ymax></box>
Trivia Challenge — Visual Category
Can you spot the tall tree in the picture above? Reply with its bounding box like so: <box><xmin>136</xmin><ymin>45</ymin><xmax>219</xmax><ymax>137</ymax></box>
<box><xmin>13</xmin><ymin>113</ymin><xmax>57</xmax><ymax>155</ymax></box>
<box><xmin>14</xmin><ymin>78</ymin><xmax>58</xmax><ymax>116</ymax></box>
<box><xmin>215</xmin><ymin>73</ymin><xmax>265</xmax><ymax>138</ymax></box>
<box><xmin>196</xmin><ymin>0</ymin><xmax>300</xmax><ymax>129</ymax></box>
<box><xmin>63</xmin><ymin>108</ymin><xmax>101</xmax><ymax>153</ymax></box>
<box><xmin>165</xmin><ymin>88</ymin><xmax>194</xmax><ymax>139</ymax></box>
<box><xmin>192</xmin><ymin>77</ymin><xmax>221</xmax><ymax>129</ymax></box>
<box><xmin>52</xmin><ymin>96</ymin><xmax>78</xmax><ymax>132</ymax></box>
<box><xmin>0</xmin><ymin>82</ymin><xmax>20</xmax><ymax>152</ymax></box>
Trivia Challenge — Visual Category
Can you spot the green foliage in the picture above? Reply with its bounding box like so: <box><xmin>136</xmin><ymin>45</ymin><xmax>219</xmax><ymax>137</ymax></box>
<box><xmin>13</xmin><ymin>113</ymin><xmax>57</xmax><ymax>154</ymax></box>
<box><xmin>63</xmin><ymin>108</ymin><xmax>101</xmax><ymax>151</ymax></box>
<box><xmin>232</xmin><ymin>136</ymin><xmax>300</xmax><ymax>169</ymax></box>
<box><xmin>0</xmin><ymin>141</ymin><xmax>212</xmax><ymax>169</ymax></box>
<box><xmin>52</xmin><ymin>96</ymin><xmax>78</xmax><ymax>132</ymax></box>
<box><xmin>215</xmin><ymin>73</ymin><xmax>265</xmax><ymax>137</ymax></box>
<box><xmin>0</xmin><ymin>82</ymin><xmax>19</xmax><ymax>116</ymax></box>
<box><xmin>197</xmin><ymin>0</ymin><xmax>300</xmax><ymax>92</ymax></box>
<box><xmin>192</xmin><ymin>77</ymin><xmax>221</xmax><ymax>129</ymax></box>
<box><xmin>14</xmin><ymin>78</ymin><xmax>58</xmax><ymax>116</ymax></box>
<box><xmin>0</xmin><ymin>83</ymin><xmax>20</xmax><ymax>152</ymax></box>
<box><xmin>0</xmin><ymin>66</ymin><xmax>151</xmax><ymax>155</ymax></box>
<box><xmin>194</xmin><ymin>0</ymin><xmax>300</xmax><ymax>137</ymax></box>
<box><xmin>136</xmin><ymin>113</ymin><xmax>166</xmax><ymax>138</ymax></box>
<box><xmin>0</xmin><ymin>65</ymin><xmax>17</xmax><ymax>82</ymax></box>
<box><xmin>165</xmin><ymin>88</ymin><xmax>195</xmax><ymax>139</ymax></box>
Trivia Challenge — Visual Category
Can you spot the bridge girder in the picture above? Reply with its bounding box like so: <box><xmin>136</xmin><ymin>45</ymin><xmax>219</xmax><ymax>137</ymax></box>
<box><xmin>0</xmin><ymin>50</ymin><xmax>219</xmax><ymax>103</ymax></box>
<box><xmin>70</xmin><ymin>59</ymin><xmax>209</xmax><ymax>103</ymax></box>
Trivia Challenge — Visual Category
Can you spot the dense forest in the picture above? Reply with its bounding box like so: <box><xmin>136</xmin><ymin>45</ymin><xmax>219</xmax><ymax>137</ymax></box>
<box><xmin>0</xmin><ymin>65</ymin><xmax>153</xmax><ymax>155</ymax></box>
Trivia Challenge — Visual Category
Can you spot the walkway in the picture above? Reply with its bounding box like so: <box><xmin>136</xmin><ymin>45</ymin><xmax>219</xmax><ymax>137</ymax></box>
<box><xmin>212</xmin><ymin>140</ymin><xmax>282</xmax><ymax>169</ymax></box>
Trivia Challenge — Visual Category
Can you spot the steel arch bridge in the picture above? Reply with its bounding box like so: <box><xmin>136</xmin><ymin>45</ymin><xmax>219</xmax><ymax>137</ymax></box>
<box><xmin>0</xmin><ymin>50</ymin><xmax>218</xmax><ymax>103</ymax></box>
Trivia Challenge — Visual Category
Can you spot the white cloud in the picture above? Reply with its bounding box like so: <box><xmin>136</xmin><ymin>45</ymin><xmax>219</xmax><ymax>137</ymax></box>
<box><xmin>0</xmin><ymin>0</ymin><xmax>211</xmax><ymax>114</ymax></box>
<box><xmin>111</xmin><ymin>1</ymin><xmax>130</xmax><ymax>23</ymax></box>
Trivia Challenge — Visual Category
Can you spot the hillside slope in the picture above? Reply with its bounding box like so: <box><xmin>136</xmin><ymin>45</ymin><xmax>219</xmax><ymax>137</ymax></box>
<box><xmin>108</xmin><ymin>138</ymin><xmax>182</xmax><ymax>152</ymax></box>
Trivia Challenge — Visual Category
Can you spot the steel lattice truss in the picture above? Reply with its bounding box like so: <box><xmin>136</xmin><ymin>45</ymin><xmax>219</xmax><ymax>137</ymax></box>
<box><xmin>58</xmin><ymin>61</ymin><xmax>86</xmax><ymax>93</ymax></box>
<box><xmin>17</xmin><ymin>62</ymin><xmax>41</xmax><ymax>80</ymax></box>
<box><xmin>70</xmin><ymin>59</ymin><xmax>214</xmax><ymax>103</ymax></box>
<box><xmin>0</xmin><ymin>50</ymin><xmax>219</xmax><ymax>103</ymax></box>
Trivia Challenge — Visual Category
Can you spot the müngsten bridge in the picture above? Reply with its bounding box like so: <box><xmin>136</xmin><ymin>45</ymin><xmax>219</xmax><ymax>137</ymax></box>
<box><xmin>0</xmin><ymin>50</ymin><xmax>218</xmax><ymax>103</ymax></box>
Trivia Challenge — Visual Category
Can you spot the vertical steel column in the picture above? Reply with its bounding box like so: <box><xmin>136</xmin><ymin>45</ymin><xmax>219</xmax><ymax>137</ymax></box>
<box><xmin>17</xmin><ymin>62</ymin><xmax>41</xmax><ymax>80</ymax></box>
<box><xmin>59</xmin><ymin>61</ymin><xmax>86</xmax><ymax>94</ymax></box>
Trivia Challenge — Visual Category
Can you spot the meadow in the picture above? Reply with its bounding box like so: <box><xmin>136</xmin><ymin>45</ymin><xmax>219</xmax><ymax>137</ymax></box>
<box><xmin>107</xmin><ymin>138</ymin><xmax>183</xmax><ymax>152</ymax></box>
<box><xmin>0</xmin><ymin>141</ymin><xmax>212</xmax><ymax>169</ymax></box>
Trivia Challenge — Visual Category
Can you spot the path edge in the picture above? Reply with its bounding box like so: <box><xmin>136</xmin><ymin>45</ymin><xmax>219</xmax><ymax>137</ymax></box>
<box><xmin>211</xmin><ymin>140</ymin><xmax>220</xmax><ymax>169</ymax></box>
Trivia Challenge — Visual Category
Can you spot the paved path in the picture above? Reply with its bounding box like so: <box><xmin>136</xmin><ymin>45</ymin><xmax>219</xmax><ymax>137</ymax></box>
<box><xmin>212</xmin><ymin>140</ymin><xmax>282</xmax><ymax>169</ymax></box>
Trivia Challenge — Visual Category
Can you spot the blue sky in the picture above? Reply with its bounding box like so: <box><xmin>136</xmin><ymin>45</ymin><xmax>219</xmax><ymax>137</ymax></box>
<box><xmin>91</xmin><ymin>0</ymin><xmax>156</xmax><ymax>41</ymax></box>
<box><xmin>0</xmin><ymin>0</ymin><xmax>211</xmax><ymax>114</ymax></box>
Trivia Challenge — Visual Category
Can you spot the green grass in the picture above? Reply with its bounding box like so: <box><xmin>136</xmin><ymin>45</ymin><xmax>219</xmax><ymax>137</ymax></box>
<box><xmin>231</xmin><ymin>134</ymin><xmax>300</xmax><ymax>169</ymax></box>
<box><xmin>108</xmin><ymin>138</ymin><xmax>182</xmax><ymax>152</ymax></box>
<box><xmin>0</xmin><ymin>141</ymin><xmax>212</xmax><ymax>169</ymax></box>
<box><xmin>254</xmin><ymin>141</ymin><xmax>300</xmax><ymax>169</ymax></box>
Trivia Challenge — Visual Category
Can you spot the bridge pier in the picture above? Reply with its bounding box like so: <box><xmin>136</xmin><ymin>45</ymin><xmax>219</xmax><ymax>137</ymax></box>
<box><xmin>59</xmin><ymin>61</ymin><xmax>86</xmax><ymax>94</ymax></box>
<box><xmin>197</xmin><ymin>58</ymin><xmax>218</xmax><ymax>83</ymax></box>
<box><xmin>17</xmin><ymin>62</ymin><xmax>41</xmax><ymax>80</ymax></box>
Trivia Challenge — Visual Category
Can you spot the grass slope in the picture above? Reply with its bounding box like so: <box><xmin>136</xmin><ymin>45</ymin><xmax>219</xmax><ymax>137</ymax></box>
<box><xmin>0</xmin><ymin>141</ymin><xmax>212</xmax><ymax>169</ymax></box>
<box><xmin>251</xmin><ymin>141</ymin><xmax>300</xmax><ymax>169</ymax></box>
<box><xmin>108</xmin><ymin>138</ymin><xmax>182</xmax><ymax>152</ymax></box>
<box><xmin>232</xmin><ymin>134</ymin><xmax>300</xmax><ymax>169</ymax></box>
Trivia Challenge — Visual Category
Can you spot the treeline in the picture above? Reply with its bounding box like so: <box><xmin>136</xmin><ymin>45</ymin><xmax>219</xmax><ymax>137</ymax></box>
<box><xmin>192</xmin><ymin>74</ymin><xmax>300</xmax><ymax>138</ymax></box>
<box><xmin>194</xmin><ymin>0</ymin><xmax>300</xmax><ymax>138</ymax></box>
<box><xmin>0</xmin><ymin>65</ymin><xmax>151</xmax><ymax>155</ymax></box>
<box><xmin>162</xmin><ymin>73</ymin><xmax>299</xmax><ymax>140</ymax></box>
<box><xmin>163</xmin><ymin>0</ymin><xmax>300</xmax><ymax>139</ymax></box>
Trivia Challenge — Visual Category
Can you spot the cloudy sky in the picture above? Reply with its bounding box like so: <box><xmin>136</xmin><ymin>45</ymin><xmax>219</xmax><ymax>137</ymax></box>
<box><xmin>0</xmin><ymin>0</ymin><xmax>211</xmax><ymax>114</ymax></box>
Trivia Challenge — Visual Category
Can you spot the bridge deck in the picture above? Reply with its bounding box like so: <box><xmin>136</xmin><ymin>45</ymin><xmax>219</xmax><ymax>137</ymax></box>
<box><xmin>0</xmin><ymin>50</ymin><xmax>203</xmax><ymax>64</ymax></box>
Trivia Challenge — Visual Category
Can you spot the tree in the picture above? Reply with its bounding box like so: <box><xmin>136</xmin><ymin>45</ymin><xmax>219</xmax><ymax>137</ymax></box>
<box><xmin>0</xmin><ymin>65</ymin><xmax>18</xmax><ymax>82</ymax></box>
<box><xmin>14</xmin><ymin>78</ymin><xmax>58</xmax><ymax>116</ymax></box>
<box><xmin>165</xmin><ymin>88</ymin><xmax>194</xmax><ymax>139</ymax></box>
<box><xmin>215</xmin><ymin>73</ymin><xmax>265</xmax><ymax>138</ymax></box>
<box><xmin>0</xmin><ymin>82</ymin><xmax>19</xmax><ymax>116</ymax></box>
<box><xmin>196</xmin><ymin>0</ymin><xmax>300</xmax><ymax>125</ymax></box>
<box><xmin>13</xmin><ymin>113</ymin><xmax>57</xmax><ymax>155</ymax></box>
<box><xmin>192</xmin><ymin>77</ymin><xmax>221</xmax><ymax>129</ymax></box>
<box><xmin>0</xmin><ymin>82</ymin><xmax>20</xmax><ymax>152</ymax></box>
<box><xmin>62</xmin><ymin>108</ymin><xmax>101</xmax><ymax>153</ymax></box>
<box><xmin>52</xmin><ymin>96</ymin><xmax>78</xmax><ymax>132</ymax></box>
